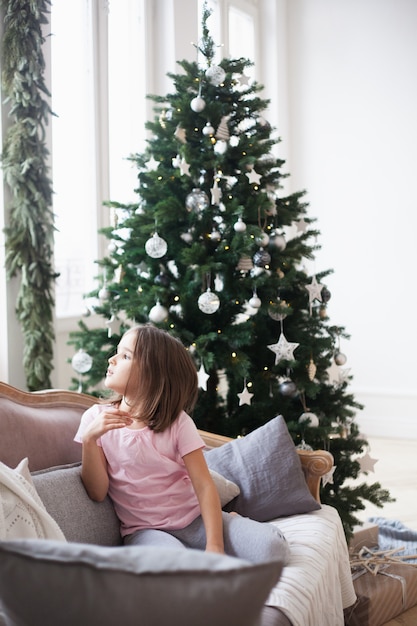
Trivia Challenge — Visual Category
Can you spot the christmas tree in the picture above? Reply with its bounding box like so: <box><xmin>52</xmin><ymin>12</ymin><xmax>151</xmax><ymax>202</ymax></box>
<box><xmin>70</xmin><ymin>6</ymin><xmax>391</xmax><ymax>537</ymax></box>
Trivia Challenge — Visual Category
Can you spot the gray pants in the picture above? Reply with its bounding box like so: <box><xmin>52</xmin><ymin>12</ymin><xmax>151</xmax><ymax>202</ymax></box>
<box><xmin>124</xmin><ymin>512</ymin><xmax>290</xmax><ymax>565</ymax></box>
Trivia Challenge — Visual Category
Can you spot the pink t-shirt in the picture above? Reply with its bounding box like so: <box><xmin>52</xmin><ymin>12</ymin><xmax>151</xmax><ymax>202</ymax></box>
<box><xmin>74</xmin><ymin>404</ymin><xmax>205</xmax><ymax>537</ymax></box>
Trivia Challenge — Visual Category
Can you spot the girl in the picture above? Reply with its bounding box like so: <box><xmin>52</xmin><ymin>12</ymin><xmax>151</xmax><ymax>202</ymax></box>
<box><xmin>75</xmin><ymin>324</ymin><xmax>289</xmax><ymax>564</ymax></box>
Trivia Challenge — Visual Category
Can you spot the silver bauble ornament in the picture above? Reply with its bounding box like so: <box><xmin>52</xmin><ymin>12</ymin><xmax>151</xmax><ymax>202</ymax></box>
<box><xmin>270</xmin><ymin>232</ymin><xmax>286</xmax><ymax>251</ymax></box>
<box><xmin>145</xmin><ymin>233</ymin><xmax>167</xmax><ymax>258</ymax></box>
<box><xmin>205</xmin><ymin>65</ymin><xmax>226</xmax><ymax>86</ymax></box>
<box><xmin>334</xmin><ymin>352</ymin><xmax>347</xmax><ymax>366</ymax></box>
<box><xmin>198</xmin><ymin>288</ymin><xmax>220</xmax><ymax>314</ymax></box>
<box><xmin>190</xmin><ymin>96</ymin><xmax>206</xmax><ymax>112</ymax></box>
<box><xmin>256</xmin><ymin>232</ymin><xmax>270</xmax><ymax>247</ymax></box>
<box><xmin>149</xmin><ymin>302</ymin><xmax>168</xmax><ymax>323</ymax></box>
<box><xmin>185</xmin><ymin>188</ymin><xmax>209</xmax><ymax>213</ymax></box>
<box><xmin>253</xmin><ymin>248</ymin><xmax>271</xmax><ymax>267</ymax></box>
<box><xmin>279</xmin><ymin>379</ymin><xmax>298</xmax><ymax>397</ymax></box>
<box><xmin>71</xmin><ymin>349</ymin><xmax>93</xmax><ymax>374</ymax></box>
<box><xmin>299</xmin><ymin>412</ymin><xmax>320</xmax><ymax>428</ymax></box>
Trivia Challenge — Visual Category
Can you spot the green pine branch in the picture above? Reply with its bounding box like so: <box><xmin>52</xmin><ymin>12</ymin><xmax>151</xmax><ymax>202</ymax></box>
<box><xmin>0</xmin><ymin>0</ymin><xmax>56</xmax><ymax>390</ymax></box>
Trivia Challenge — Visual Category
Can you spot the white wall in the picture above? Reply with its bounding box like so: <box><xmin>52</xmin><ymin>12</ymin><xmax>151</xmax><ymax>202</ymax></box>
<box><xmin>282</xmin><ymin>0</ymin><xmax>417</xmax><ymax>438</ymax></box>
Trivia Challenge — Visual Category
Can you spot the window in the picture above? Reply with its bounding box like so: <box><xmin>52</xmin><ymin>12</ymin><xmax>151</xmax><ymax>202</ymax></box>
<box><xmin>51</xmin><ymin>0</ymin><xmax>146</xmax><ymax>317</ymax></box>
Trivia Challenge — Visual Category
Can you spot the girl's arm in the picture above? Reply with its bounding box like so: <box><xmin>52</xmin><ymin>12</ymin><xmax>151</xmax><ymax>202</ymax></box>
<box><xmin>80</xmin><ymin>407</ymin><xmax>132</xmax><ymax>502</ymax></box>
<box><xmin>183</xmin><ymin>448</ymin><xmax>225</xmax><ymax>554</ymax></box>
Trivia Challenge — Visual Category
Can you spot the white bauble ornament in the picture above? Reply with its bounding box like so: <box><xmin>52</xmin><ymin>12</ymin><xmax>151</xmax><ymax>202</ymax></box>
<box><xmin>149</xmin><ymin>302</ymin><xmax>168</xmax><ymax>323</ymax></box>
<box><xmin>198</xmin><ymin>288</ymin><xmax>220</xmax><ymax>314</ymax></box>
<box><xmin>190</xmin><ymin>96</ymin><xmax>206</xmax><ymax>112</ymax></box>
<box><xmin>181</xmin><ymin>230</ymin><xmax>193</xmax><ymax>243</ymax></box>
<box><xmin>145</xmin><ymin>233</ymin><xmax>167</xmax><ymax>258</ymax></box>
<box><xmin>98</xmin><ymin>286</ymin><xmax>110</xmax><ymax>301</ymax></box>
<box><xmin>205</xmin><ymin>65</ymin><xmax>226</xmax><ymax>86</ymax></box>
<box><xmin>71</xmin><ymin>349</ymin><xmax>93</xmax><ymax>374</ymax></box>
<box><xmin>248</xmin><ymin>294</ymin><xmax>261</xmax><ymax>309</ymax></box>
<box><xmin>299</xmin><ymin>412</ymin><xmax>319</xmax><ymax>427</ymax></box>
<box><xmin>202</xmin><ymin>122</ymin><xmax>215</xmax><ymax>136</ymax></box>
<box><xmin>233</xmin><ymin>217</ymin><xmax>247</xmax><ymax>233</ymax></box>
<box><xmin>185</xmin><ymin>188</ymin><xmax>209</xmax><ymax>212</ymax></box>
<box><xmin>209</xmin><ymin>227</ymin><xmax>221</xmax><ymax>242</ymax></box>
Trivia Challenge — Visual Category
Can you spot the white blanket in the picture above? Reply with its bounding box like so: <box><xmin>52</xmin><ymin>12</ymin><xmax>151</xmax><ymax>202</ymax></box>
<box><xmin>267</xmin><ymin>505</ymin><xmax>356</xmax><ymax>626</ymax></box>
<box><xmin>0</xmin><ymin>458</ymin><xmax>66</xmax><ymax>542</ymax></box>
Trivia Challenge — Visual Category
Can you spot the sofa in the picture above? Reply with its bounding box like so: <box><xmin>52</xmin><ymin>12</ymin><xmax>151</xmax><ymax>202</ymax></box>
<box><xmin>0</xmin><ymin>382</ymin><xmax>356</xmax><ymax>626</ymax></box>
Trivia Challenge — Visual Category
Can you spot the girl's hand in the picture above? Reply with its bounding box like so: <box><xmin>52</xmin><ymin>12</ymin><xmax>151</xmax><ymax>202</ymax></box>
<box><xmin>82</xmin><ymin>407</ymin><xmax>133</xmax><ymax>443</ymax></box>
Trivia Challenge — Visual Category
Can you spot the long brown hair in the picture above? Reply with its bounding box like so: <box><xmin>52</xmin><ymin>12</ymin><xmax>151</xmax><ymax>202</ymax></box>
<box><xmin>113</xmin><ymin>325</ymin><xmax>198</xmax><ymax>432</ymax></box>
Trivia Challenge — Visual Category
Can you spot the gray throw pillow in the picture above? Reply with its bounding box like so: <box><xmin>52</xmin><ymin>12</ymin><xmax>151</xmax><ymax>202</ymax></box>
<box><xmin>32</xmin><ymin>464</ymin><xmax>121</xmax><ymax>546</ymax></box>
<box><xmin>205</xmin><ymin>415</ymin><xmax>321</xmax><ymax>521</ymax></box>
<box><xmin>0</xmin><ymin>540</ymin><xmax>283</xmax><ymax>626</ymax></box>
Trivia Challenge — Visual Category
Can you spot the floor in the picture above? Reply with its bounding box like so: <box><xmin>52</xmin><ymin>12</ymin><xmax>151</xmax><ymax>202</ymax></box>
<box><xmin>350</xmin><ymin>437</ymin><xmax>417</xmax><ymax>532</ymax></box>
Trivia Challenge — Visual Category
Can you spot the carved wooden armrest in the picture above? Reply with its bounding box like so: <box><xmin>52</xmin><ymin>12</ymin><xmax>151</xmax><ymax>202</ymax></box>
<box><xmin>297</xmin><ymin>449</ymin><xmax>334</xmax><ymax>503</ymax></box>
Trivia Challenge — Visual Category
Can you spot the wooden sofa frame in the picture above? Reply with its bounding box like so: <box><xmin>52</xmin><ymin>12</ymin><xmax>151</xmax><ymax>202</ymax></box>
<box><xmin>0</xmin><ymin>381</ymin><xmax>333</xmax><ymax>503</ymax></box>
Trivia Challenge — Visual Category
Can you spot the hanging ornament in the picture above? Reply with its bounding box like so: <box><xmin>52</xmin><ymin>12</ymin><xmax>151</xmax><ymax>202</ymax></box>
<box><xmin>233</xmin><ymin>217</ymin><xmax>247</xmax><ymax>233</ymax></box>
<box><xmin>203</xmin><ymin>121</ymin><xmax>215</xmax><ymax>136</ymax></box>
<box><xmin>319</xmin><ymin>306</ymin><xmax>328</xmax><ymax>320</ymax></box>
<box><xmin>185</xmin><ymin>188</ymin><xmax>209</xmax><ymax>213</ymax></box>
<box><xmin>306</xmin><ymin>275</ymin><xmax>323</xmax><ymax>306</ymax></box>
<box><xmin>145</xmin><ymin>232</ymin><xmax>168</xmax><ymax>259</ymax></box>
<box><xmin>296</xmin><ymin>440</ymin><xmax>313</xmax><ymax>451</ymax></box>
<box><xmin>198</xmin><ymin>288</ymin><xmax>220</xmax><ymax>314</ymax></box>
<box><xmin>322</xmin><ymin>287</ymin><xmax>331</xmax><ymax>303</ymax></box>
<box><xmin>149</xmin><ymin>302</ymin><xmax>168</xmax><ymax>323</ymax></box>
<box><xmin>307</xmin><ymin>358</ymin><xmax>317</xmax><ymax>381</ymax></box>
<box><xmin>98</xmin><ymin>285</ymin><xmax>110</xmax><ymax>301</ymax></box>
<box><xmin>105</xmin><ymin>314</ymin><xmax>117</xmax><ymax>338</ymax></box>
<box><xmin>181</xmin><ymin>230</ymin><xmax>193</xmax><ymax>243</ymax></box>
<box><xmin>210</xmin><ymin>178</ymin><xmax>222</xmax><ymax>205</ymax></box>
<box><xmin>237</xmin><ymin>381</ymin><xmax>254</xmax><ymax>406</ymax></box>
<box><xmin>298</xmin><ymin>412</ymin><xmax>319</xmax><ymax>428</ymax></box>
<box><xmin>334</xmin><ymin>352</ymin><xmax>347</xmax><ymax>366</ymax></box>
<box><xmin>237</xmin><ymin>255</ymin><xmax>254</xmax><ymax>272</ymax></box>
<box><xmin>215</xmin><ymin>116</ymin><xmax>230</xmax><ymax>141</ymax></box>
<box><xmin>154</xmin><ymin>270</ymin><xmax>170</xmax><ymax>287</ymax></box>
<box><xmin>190</xmin><ymin>95</ymin><xmax>206</xmax><ymax>112</ymax></box>
<box><xmin>205</xmin><ymin>65</ymin><xmax>226</xmax><ymax>86</ymax></box>
<box><xmin>358</xmin><ymin>452</ymin><xmax>378</xmax><ymax>473</ymax></box>
<box><xmin>246</xmin><ymin>168</ymin><xmax>261</xmax><ymax>185</ymax></box>
<box><xmin>248</xmin><ymin>291</ymin><xmax>261</xmax><ymax>309</ymax></box>
<box><xmin>270</xmin><ymin>232</ymin><xmax>286</xmax><ymax>251</ymax></box>
<box><xmin>253</xmin><ymin>248</ymin><xmax>271</xmax><ymax>268</ymax></box>
<box><xmin>209</xmin><ymin>227</ymin><xmax>221</xmax><ymax>242</ymax></box>
<box><xmin>174</xmin><ymin>125</ymin><xmax>186</xmax><ymax>143</ymax></box>
<box><xmin>267</xmin><ymin>333</ymin><xmax>299</xmax><ymax>365</ymax></box>
<box><xmin>279</xmin><ymin>378</ymin><xmax>298</xmax><ymax>397</ymax></box>
<box><xmin>72</xmin><ymin>349</ymin><xmax>93</xmax><ymax>375</ymax></box>
<box><xmin>179</xmin><ymin>157</ymin><xmax>191</xmax><ymax>176</ymax></box>
<box><xmin>268</xmin><ymin>299</ymin><xmax>289</xmax><ymax>322</ymax></box>
<box><xmin>197</xmin><ymin>363</ymin><xmax>210</xmax><ymax>391</ymax></box>
<box><xmin>256</xmin><ymin>232</ymin><xmax>270</xmax><ymax>247</ymax></box>
<box><xmin>322</xmin><ymin>466</ymin><xmax>336</xmax><ymax>487</ymax></box>
<box><xmin>71</xmin><ymin>349</ymin><xmax>93</xmax><ymax>393</ymax></box>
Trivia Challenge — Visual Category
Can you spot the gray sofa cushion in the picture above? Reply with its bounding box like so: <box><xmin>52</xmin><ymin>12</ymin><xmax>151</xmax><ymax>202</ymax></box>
<box><xmin>205</xmin><ymin>415</ymin><xmax>321</xmax><ymax>521</ymax></box>
<box><xmin>32</xmin><ymin>464</ymin><xmax>121</xmax><ymax>546</ymax></box>
<box><xmin>0</xmin><ymin>540</ymin><xmax>283</xmax><ymax>626</ymax></box>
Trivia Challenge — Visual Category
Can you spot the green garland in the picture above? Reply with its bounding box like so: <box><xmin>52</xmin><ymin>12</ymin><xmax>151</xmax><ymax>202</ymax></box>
<box><xmin>1</xmin><ymin>0</ymin><xmax>56</xmax><ymax>390</ymax></box>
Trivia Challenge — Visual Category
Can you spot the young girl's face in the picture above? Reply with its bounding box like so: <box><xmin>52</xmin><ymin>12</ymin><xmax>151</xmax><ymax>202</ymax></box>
<box><xmin>105</xmin><ymin>331</ymin><xmax>137</xmax><ymax>395</ymax></box>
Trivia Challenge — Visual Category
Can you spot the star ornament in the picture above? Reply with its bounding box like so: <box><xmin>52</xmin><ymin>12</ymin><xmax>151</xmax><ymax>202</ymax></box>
<box><xmin>322</xmin><ymin>465</ymin><xmax>336</xmax><ymax>487</ymax></box>
<box><xmin>246</xmin><ymin>168</ymin><xmax>262</xmax><ymax>185</ymax></box>
<box><xmin>237</xmin><ymin>386</ymin><xmax>254</xmax><ymax>406</ymax></box>
<box><xmin>197</xmin><ymin>364</ymin><xmax>210</xmax><ymax>391</ymax></box>
<box><xmin>359</xmin><ymin>452</ymin><xmax>379</xmax><ymax>473</ymax></box>
<box><xmin>305</xmin><ymin>275</ymin><xmax>323</xmax><ymax>304</ymax></box>
<box><xmin>267</xmin><ymin>333</ymin><xmax>299</xmax><ymax>365</ymax></box>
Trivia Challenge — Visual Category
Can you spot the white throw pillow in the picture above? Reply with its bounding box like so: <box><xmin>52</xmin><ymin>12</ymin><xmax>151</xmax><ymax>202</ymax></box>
<box><xmin>0</xmin><ymin>458</ymin><xmax>65</xmax><ymax>541</ymax></box>
<box><xmin>209</xmin><ymin>469</ymin><xmax>240</xmax><ymax>506</ymax></box>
